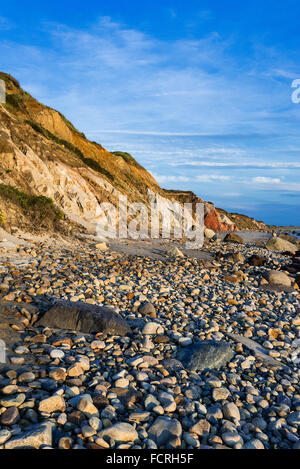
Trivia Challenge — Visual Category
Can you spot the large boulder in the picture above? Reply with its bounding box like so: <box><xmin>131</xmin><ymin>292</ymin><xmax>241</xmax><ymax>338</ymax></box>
<box><xmin>167</xmin><ymin>247</ymin><xmax>184</xmax><ymax>258</ymax></box>
<box><xmin>35</xmin><ymin>300</ymin><xmax>131</xmax><ymax>336</ymax></box>
<box><xmin>279</xmin><ymin>234</ymin><xmax>300</xmax><ymax>245</ymax></box>
<box><xmin>264</xmin><ymin>270</ymin><xmax>292</xmax><ymax>287</ymax></box>
<box><xmin>246</xmin><ymin>255</ymin><xmax>266</xmax><ymax>267</ymax></box>
<box><xmin>266</xmin><ymin>237</ymin><xmax>297</xmax><ymax>254</ymax></box>
<box><xmin>224</xmin><ymin>233</ymin><xmax>244</xmax><ymax>244</ymax></box>
<box><xmin>5</xmin><ymin>422</ymin><xmax>54</xmax><ymax>449</ymax></box>
<box><xmin>176</xmin><ymin>340</ymin><xmax>234</xmax><ymax>371</ymax></box>
<box><xmin>204</xmin><ymin>228</ymin><xmax>216</xmax><ymax>239</ymax></box>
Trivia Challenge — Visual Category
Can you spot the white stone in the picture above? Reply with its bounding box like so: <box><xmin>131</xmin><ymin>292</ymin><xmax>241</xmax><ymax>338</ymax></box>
<box><xmin>99</xmin><ymin>423</ymin><xmax>138</xmax><ymax>442</ymax></box>
<box><xmin>50</xmin><ymin>349</ymin><xmax>65</xmax><ymax>359</ymax></box>
<box><xmin>204</xmin><ymin>228</ymin><xmax>216</xmax><ymax>239</ymax></box>
<box><xmin>142</xmin><ymin>322</ymin><xmax>164</xmax><ymax>335</ymax></box>
<box><xmin>0</xmin><ymin>429</ymin><xmax>12</xmax><ymax>445</ymax></box>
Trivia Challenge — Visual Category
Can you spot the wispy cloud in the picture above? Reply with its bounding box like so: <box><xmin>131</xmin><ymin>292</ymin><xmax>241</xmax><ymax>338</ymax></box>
<box><xmin>168</xmin><ymin>160</ymin><xmax>300</xmax><ymax>169</ymax></box>
<box><xmin>153</xmin><ymin>173</ymin><xmax>231</xmax><ymax>184</ymax></box>
<box><xmin>1</xmin><ymin>16</ymin><xmax>297</xmax><ymax>137</ymax></box>
<box><xmin>252</xmin><ymin>176</ymin><xmax>281</xmax><ymax>184</ymax></box>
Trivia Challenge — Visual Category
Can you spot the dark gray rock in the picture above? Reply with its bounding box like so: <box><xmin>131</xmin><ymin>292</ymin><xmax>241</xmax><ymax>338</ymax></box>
<box><xmin>148</xmin><ymin>416</ymin><xmax>182</xmax><ymax>446</ymax></box>
<box><xmin>161</xmin><ymin>358</ymin><xmax>184</xmax><ymax>372</ymax></box>
<box><xmin>0</xmin><ymin>406</ymin><xmax>20</xmax><ymax>426</ymax></box>
<box><xmin>35</xmin><ymin>300</ymin><xmax>131</xmax><ymax>336</ymax></box>
<box><xmin>5</xmin><ymin>421</ymin><xmax>54</xmax><ymax>449</ymax></box>
<box><xmin>224</xmin><ymin>233</ymin><xmax>244</xmax><ymax>244</ymax></box>
<box><xmin>176</xmin><ymin>340</ymin><xmax>234</xmax><ymax>371</ymax></box>
<box><xmin>287</xmin><ymin>412</ymin><xmax>300</xmax><ymax>426</ymax></box>
<box><xmin>260</xmin><ymin>284</ymin><xmax>294</xmax><ymax>293</ymax></box>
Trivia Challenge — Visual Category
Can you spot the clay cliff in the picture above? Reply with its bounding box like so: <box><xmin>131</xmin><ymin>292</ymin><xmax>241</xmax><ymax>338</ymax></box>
<box><xmin>0</xmin><ymin>72</ymin><xmax>267</xmax><ymax>236</ymax></box>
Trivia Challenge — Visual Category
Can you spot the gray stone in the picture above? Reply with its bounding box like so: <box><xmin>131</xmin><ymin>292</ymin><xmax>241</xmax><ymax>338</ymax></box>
<box><xmin>0</xmin><ymin>393</ymin><xmax>26</xmax><ymax>408</ymax></box>
<box><xmin>176</xmin><ymin>340</ymin><xmax>234</xmax><ymax>371</ymax></box>
<box><xmin>287</xmin><ymin>412</ymin><xmax>300</xmax><ymax>426</ymax></box>
<box><xmin>223</xmin><ymin>402</ymin><xmax>240</xmax><ymax>421</ymax></box>
<box><xmin>224</xmin><ymin>233</ymin><xmax>244</xmax><ymax>244</ymax></box>
<box><xmin>243</xmin><ymin>439</ymin><xmax>265</xmax><ymax>449</ymax></box>
<box><xmin>35</xmin><ymin>300</ymin><xmax>131</xmax><ymax>336</ymax></box>
<box><xmin>99</xmin><ymin>423</ymin><xmax>138</xmax><ymax>442</ymax></box>
<box><xmin>5</xmin><ymin>422</ymin><xmax>54</xmax><ymax>449</ymax></box>
<box><xmin>189</xmin><ymin>419</ymin><xmax>211</xmax><ymax>436</ymax></box>
<box><xmin>212</xmin><ymin>387</ymin><xmax>230</xmax><ymax>401</ymax></box>
<box><xmin>148</xmin><ymin>416</ymin><xmax>182</xmax><ymax>447</ymax></box>
<box><xmin>264</xmin><ymin>270</ymin><xmax>292</xmax><ymax>287</ymax></box>
<box><xmin>0</xmin><ymin>406</ymin><xmax>20</xmax><ymax>426</ymax></box>
<box><xmin>0</xmin><ymin>429</ymin><xmax>12</xmax><ymax>445</ymax></box>
<box><xmin>221</xmin><ymin>431</ymin><xmax>243</xmax><ymax>447</ymax></box>
<box><xmin>206</xmin><ymin>405</ymin><xmax>223</xmax><ymax>422</ymax></box>
<box><xmin>266</xmin><ymin>237</ymin><xmax>297</xmax><ymax>254</ymax></box>
<box><xmin>138</xmin><ymin>302</ymin><xmax>156</xmax><ymax>316</ymax></box>
<box><xmin>76</xmin><ymin>396</ymin><xmax>99</xmax><ymax>417</ymax></box>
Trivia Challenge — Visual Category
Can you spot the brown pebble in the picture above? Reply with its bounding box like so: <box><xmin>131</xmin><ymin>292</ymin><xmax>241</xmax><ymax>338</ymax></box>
<box><xmin>1</xmin><ymin>406</ymin><xmax>20</xmax><ymax>426</ymax></box>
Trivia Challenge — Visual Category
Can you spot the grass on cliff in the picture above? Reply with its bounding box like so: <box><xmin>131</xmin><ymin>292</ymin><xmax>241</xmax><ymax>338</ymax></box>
<box><xmin>25</xmin><ymin>120</ymin><xmax>115</xmax><ymax>182</ymax></box>
<box><xmin>0</xmin><ymin>184</ymin><xmax>64</xmax><ymax>223</ymax></box>
<box><xmin>111</xmin><ymin>151</ymin><xmax>143</xmax><ymax>169</ymax></box>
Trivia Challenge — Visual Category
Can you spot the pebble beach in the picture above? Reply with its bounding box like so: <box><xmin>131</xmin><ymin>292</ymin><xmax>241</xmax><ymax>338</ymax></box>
<box><xmin>0</xmin><ymin>231</ymin><xmax>299</xmax><ymax>450</ymax></box>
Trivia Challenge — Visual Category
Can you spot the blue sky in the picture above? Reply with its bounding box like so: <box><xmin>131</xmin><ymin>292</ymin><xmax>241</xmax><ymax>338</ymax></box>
<box><xmin>0</xmin><ymin>1</ymin><xmax>300</xmax><ymax>225</ymax></box>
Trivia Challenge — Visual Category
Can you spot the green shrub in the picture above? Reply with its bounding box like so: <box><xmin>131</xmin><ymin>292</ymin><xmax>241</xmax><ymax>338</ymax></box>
<box><xmin>58</xmin><ymin>112</ymin><xmax>86</xmax><ymax>138</ymax></box>
<box><xmin>24</xmin><ymin>120</ymin><xmax>85</xmax><ymax>159</ymax></box>
<box><xmin>111</xmin><ymin>151</ymin><xmax>142</xmax><ymax>168</ymax></box>
<box><xmin>25</xmin><ymin>120</ymin><xmax>115</xmax><ymax>182</ymax></box>
<box><xmin>5</xmin><ymin>93</ymin><xmax>25</xmax><ymax>114</ymax></box>
<box><xmin>80</xmin><ymin>158</ymin><xmax>115</xmax><ymax>182</ymax></box>
<box><xmin>0</xmin><ymin>184</ymin><xmax>64</xmax><ymax>221</ymax></box>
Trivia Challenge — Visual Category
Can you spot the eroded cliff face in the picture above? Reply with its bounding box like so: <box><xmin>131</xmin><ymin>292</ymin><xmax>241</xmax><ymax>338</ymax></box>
<box><xmin>0</xmin><ymin>72</ymin><xmax>266</xmax><ymax>235</ymax></box>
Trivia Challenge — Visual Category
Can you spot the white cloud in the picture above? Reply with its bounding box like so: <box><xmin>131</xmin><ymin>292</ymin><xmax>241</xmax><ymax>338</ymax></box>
<box><xmin>169</xmin><ymin>160</ymin><xmax>300</xmax><ymax>169</ymax></box>
<box><xmin>152</xmin><ymin>173</ymin><xmax>231</xmax><ymax>184</ymax></box>
<box><xmin>195</xmin><ymin>175</ymin><xmax>230</xmax><ymax>182</ymax></box>
<box><xmin>252</xmin><ymin>177</ymin><xmax>281</xmax><ymax>184</ymax></box>
<box><xmin>151</xmin><ymin>174</ymin><xmax>191</xmax><ymax>183</ymax></box>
